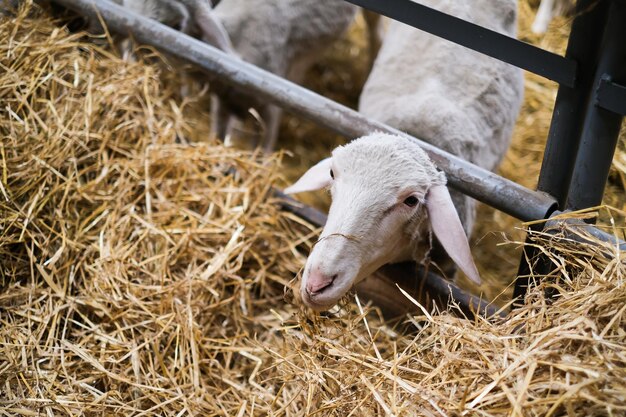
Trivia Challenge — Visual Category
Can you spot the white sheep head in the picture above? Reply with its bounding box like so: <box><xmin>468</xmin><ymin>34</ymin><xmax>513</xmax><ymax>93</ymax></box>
<box><xmin>286</xmin><ymin>133</ymin><xmax>480</xmax><ymax>311</ymax></box>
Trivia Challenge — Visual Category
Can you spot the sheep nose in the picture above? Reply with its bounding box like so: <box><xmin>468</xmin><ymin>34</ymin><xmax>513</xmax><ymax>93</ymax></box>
<box><xmin>306</xmin><ymin>269</ymin><xmax>337</xmax><ymax>295</ymax></box>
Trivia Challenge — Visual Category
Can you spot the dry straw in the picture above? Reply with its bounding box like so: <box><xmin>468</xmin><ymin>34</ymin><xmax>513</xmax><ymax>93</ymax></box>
<box><xmin>1</xmin><ymin>2</ymin><xmax>626</xmax><ymax>416</ymax></box>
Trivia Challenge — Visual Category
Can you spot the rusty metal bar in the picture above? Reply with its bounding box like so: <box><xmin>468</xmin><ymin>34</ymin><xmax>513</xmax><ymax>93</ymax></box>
<box><xmin>52</xmin><ymin>0</ymin><xmax>557</xmax><ymax>222</ymax></box>
<box><xmin>545</xmin><ymin>213</ymin><xmax>626</xmax><ymax>251</ymax></box>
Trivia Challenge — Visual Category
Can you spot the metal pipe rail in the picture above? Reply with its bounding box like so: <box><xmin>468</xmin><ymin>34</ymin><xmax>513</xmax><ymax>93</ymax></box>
<box><xmin>53</xmin><ymin>0</ymin><xmax>557</xmax><ymax>223</ymax></box>
<box><xmin>545</xmin><ymin>213</ymin><xmax>626</xmax><ymax>251</ymax></box>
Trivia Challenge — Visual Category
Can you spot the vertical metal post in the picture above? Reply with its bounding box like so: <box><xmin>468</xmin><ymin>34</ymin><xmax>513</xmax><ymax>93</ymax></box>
<box><xmin>566</xmin><ymin>0</ymin><xmax>626</xmax><ymax>211</ymax></box>
<box><xmin>536</xmin><ymin>0</ymin><xmax>610</xmax><ymax>207</ymax></box>
<box><xmin>513</xmin><ymin>0</ymin><xmax>611</xmax><ymax>304</ymax></box>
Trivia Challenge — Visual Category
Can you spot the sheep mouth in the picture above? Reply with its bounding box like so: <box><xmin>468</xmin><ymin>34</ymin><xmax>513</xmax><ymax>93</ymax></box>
<box><xmin>306</xmin><ymin>277</ymin><xmax>336</xmax><ymax>297</ymax></box>
<box><xmin>301</xmin><ymin>276</ymin><xmax>352</xmax><ymax>311</ymax></box>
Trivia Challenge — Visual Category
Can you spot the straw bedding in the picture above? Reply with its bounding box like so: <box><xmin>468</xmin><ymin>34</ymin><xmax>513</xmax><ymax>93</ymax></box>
<box><xmin>1</xmin><ymin>2</ymin><xmax>626</xmax><ymax>416</ymax></box>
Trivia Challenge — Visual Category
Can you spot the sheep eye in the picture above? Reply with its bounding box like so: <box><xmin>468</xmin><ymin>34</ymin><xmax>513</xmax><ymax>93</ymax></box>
<box><xmin>330</xmin><ymin>169</ymin><xmax>334</xmax><ymax>179</ymax></box>
<box><xmin>403</xmin><ymin>196</ymin><xmax>418</xmax><ymax>207</ymax></box>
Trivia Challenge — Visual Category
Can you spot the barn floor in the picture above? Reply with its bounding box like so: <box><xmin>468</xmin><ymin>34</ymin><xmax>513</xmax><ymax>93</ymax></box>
<box><xmin>1</xmin><ymin>1</ymin><xmax>626</xmax><ymax>415</ymax></box>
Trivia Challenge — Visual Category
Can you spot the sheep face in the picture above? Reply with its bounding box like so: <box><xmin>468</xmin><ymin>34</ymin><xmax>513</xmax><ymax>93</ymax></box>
<box><xmin>286</xmin><ymin>134</ymin><xmax>480</xmax><ymax>311</ymax></box>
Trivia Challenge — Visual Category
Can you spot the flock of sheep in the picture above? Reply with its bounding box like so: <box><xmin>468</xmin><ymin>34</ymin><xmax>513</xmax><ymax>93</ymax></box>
<box><xmin>97</xmin><ymin>0</ymin><xmax>565</xmax><ymax>310</ymax></box>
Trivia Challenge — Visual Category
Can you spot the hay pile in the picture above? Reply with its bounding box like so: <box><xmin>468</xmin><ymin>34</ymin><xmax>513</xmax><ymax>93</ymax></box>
<box><xmin>2</xmin><ymin>3</ymin><xmax>626</xmax><ymax>416</ymax></box>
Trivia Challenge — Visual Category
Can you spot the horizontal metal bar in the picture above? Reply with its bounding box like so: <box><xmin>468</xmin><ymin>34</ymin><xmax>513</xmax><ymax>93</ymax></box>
<box><xmin>363</xmin><ymin>263</ymin><xmax>504</xmax><ymax>320</ymax></box>
<box><xmin>53</xmin><ymin>0</ymin><xmax>557</xmax><ymax>221</ymax></box>
<box><xmin>275</xmin><ymin>190</ymin><xmax>503</xmax><ymax>319</ymax></box>
<box><xmin>596</xmin><ymin>76</ymin><xmax>626</xmax><ymax>115</ymax></box>
<box><xmin>546</xmin><ymin>211</ymin><xmax>626</xmax><ymax>250</ymax></box>
<box><xmin>278</xmin><ymin>192</ymin><xmax>626</xmax><ymax>251</ymax></box>
<box><xmin>274</xmin><ymin>190</ymin><xmax>328</xmax><ymax>228</ymax></box>
<box><xmin>345</xmin><ymin>0</ymin><xmax>578</xmax><ymax>87</ymax></box>
<box><xmin>279</xmin><ymin>194</ymin><xmax>625</xmax><ymax>319</ymax></box>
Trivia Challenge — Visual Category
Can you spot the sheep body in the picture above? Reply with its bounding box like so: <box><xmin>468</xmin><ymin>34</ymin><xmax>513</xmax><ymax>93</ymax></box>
<box><xmin>108</xmin><ymin>0</ymin><xmax>233</xmax><ymax>63</ymax></box>
<box><xmin>211</xmin><ymin>0</ymin><xmax>357</xmax><ymax>151</ymax></box>
<box><xmin>115</xmin><ymin>0</ymin><xmax>356</xmax><ymax>151</ymax></box>
<box><xmin>213</xmin><ymin>0</ymin><xmax>356</xmax><ymax>83</ymax></box>
<box><xmin>121</xmin><ymin>0</ymin><xmax>189</xmax><ymax>32</ymax></box>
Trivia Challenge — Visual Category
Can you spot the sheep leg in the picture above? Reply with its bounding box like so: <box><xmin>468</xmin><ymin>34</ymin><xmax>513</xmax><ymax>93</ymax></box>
<box><xmin>259</xmin><ymin>104</ymin><xmax>282</xmax><ymax>153</ymax></box>
<box><xmin>531</xmin><ymin>0</ymin><xmax>556</xmax><ymax>34</ymax></box>
<box><xmin>210</xmin><ymin>94</ymin><xmax>230</xmax><ymax>142</ymax></box>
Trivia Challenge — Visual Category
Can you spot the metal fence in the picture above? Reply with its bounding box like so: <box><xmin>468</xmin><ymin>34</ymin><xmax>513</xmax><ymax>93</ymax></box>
<box><xmin>52</xmin><ymin>0</ymin><xmax>626</xmax><ymax>315</ymax></box>
<box><xmin>346</xmin><ymin>0</ymin><xmax>626</xmax><ymax>302</ymax></box>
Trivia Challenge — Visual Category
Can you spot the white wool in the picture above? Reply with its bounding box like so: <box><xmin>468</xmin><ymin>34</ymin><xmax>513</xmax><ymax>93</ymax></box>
<box><xmin>359</xmin><ymin>0</ymin><xmax>524</xmax><ymax>234</ymax></box>
<box><xmin>361</xmin><ymin>0</ymin><xmax>522</xmax><ymax>171</ymax></box>
<box><xmin>291</xmin><ymin>133</ymin><xmax>484</xmax><ymax>310</ymax></box>
<box><xmin>213</xmin><ymin>0</ymin><xmax>357</xmax><ymax>83</ymax></box>
<box><xmin>325</xmin><ymin>134</ymin><xmax>445</xmax><ymax>263</ymax></box>
<box><xmin>121</xmin><ymin>0</ymin><xmax>189</xmax><ymax>32</ymax></box>
<box><xmin>302</xmin><ymin>134</ymin><xmax>446</xmax><ymax>308</ymax></box>
<box><xmin>330</xmin><ymin>133</ymin><xmax>445</xmax><ymax>199</ymax></box>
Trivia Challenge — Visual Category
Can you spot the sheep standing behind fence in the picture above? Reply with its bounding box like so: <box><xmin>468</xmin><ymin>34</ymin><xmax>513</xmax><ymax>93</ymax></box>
<box><xmin>287</xmin><ymin>0</ymin><xmax>524</xmax><ymax>311</ymax></box>
<box><xmin>102</xmin><ymin>0</ymin><xmax>232</xmax><ymax>57</ymax></box>
<box><xmin>209</xmin><ymin>0</ymin><xmax>357</xmax><ymax>152</ymax></box>
<box><xmin>115</xmin><ymin>0</ymin><xmax>357</xmax><ymax>152</ymax></box>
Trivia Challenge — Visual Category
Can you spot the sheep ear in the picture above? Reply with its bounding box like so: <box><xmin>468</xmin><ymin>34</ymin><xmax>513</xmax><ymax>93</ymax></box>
<box><xmin>425</xmin><ymin>185</ymin><xmax>481</xmax><ymax>285</ymax></box>
<box><xmin>284</xmin><ymin>158</ymin><xmax>332</xmax><ymax>194</ymax></box>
